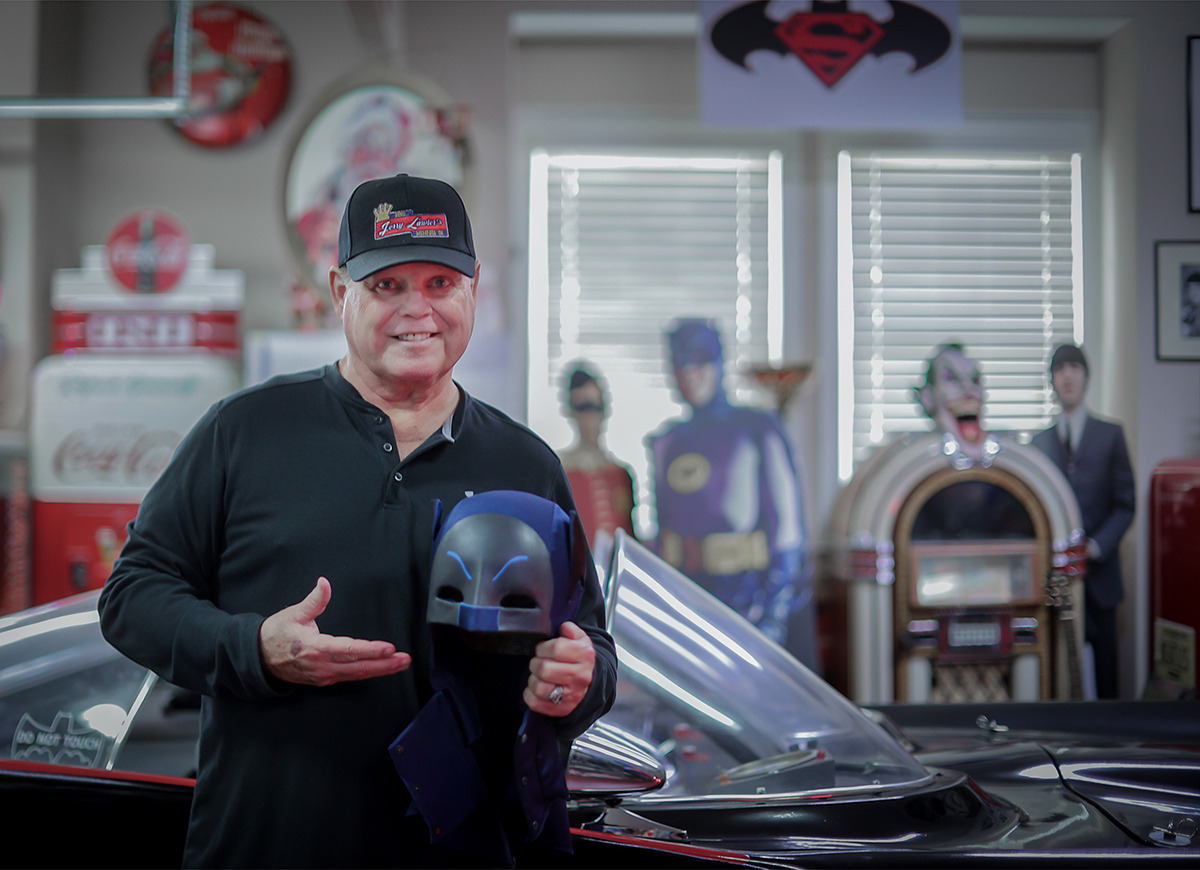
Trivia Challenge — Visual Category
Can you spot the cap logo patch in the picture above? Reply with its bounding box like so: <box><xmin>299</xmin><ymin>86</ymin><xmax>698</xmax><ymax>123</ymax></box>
<box><xmin>372</xmin><ymin>202</ymin><xmax>449</xmax><ymax>241</ymax></box>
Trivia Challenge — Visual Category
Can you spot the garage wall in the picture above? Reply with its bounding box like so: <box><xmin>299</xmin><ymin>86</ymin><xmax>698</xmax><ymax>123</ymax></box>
<box><xmin>4</xmin><ymin>0</ymin><xmax>1200</xmax><ymax>696</ymax></box>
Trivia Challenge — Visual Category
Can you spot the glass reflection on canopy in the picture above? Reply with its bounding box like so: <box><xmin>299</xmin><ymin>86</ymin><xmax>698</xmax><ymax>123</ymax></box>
<box><xmin>599</xmin><ymin>532</ymin><xmax>931</xmax><ymax>802</ymax></box>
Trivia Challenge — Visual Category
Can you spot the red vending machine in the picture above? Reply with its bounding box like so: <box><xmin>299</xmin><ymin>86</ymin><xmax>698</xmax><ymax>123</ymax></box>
<box><xmin>1148</xmin><ymin>457</ymin><xmax>1200</xmax><ymax>698</ymax></box>
<box><xmin>29</xmin><ymin>242</ymin><xmax>242</xmax><ymax>605</ymax></box>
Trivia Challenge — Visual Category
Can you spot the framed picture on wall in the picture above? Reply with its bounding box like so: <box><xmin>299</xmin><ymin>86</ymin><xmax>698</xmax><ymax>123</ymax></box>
<box><xmin>1155</xmin><ymin>240</ymin><xmax>1200</xmax><ymax>360</ymax></box>
<box><xmin>279</xmin><ymin>67</ymin><xmax>470</xmax><ymax>295</ymax></box>
<box><xmin>1190</xmin><ymin>36</ymin><xmax>1200</xmax><ymax>212</ymax></box>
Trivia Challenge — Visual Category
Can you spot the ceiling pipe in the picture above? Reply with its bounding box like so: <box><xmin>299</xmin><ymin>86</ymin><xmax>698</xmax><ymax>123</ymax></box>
<box><xmin>0</xmin><ymin>0</ymin><xmax>193</xmax><ymax>119</ymax></box>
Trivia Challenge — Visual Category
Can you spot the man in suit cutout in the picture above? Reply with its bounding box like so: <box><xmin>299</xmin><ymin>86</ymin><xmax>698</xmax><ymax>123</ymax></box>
<box><xmin>1032</xmin><ymin>344</ymin><xmax>1136</xmax><ymax>699</ymax></box>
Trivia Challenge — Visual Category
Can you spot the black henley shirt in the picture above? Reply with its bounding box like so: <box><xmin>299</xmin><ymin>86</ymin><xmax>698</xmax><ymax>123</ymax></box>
<box><xmin>98</xmin><ymin>363</ymin><xmax>617</xmax><ymax>868</ymax></box>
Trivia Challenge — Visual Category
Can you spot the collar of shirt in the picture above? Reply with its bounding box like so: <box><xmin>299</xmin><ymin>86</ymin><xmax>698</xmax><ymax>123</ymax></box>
<box><xmin>1058</xmin><ymin>406</ymin><xmax>1089</xmax><ymax>451</ymax></box>
<box><xmin>323</xmin><ymin>363</ymin><xmax>463</xmax><ymax>447</ymax></box>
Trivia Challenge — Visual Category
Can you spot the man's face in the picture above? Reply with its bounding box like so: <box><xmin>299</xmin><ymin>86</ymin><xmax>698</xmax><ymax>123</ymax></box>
<box><xmin>927</xmin><ymin>349</ymin><xmax>984</xmax><ymax>441</ymax></box>
<box><xmin>1186</xmin><ymin>279</ymin><xmax>1200</xmax><ymax>305</ymax></box>
<box><xmin>674</xmin><ymin>361</ymin><xmax>718</xmax><ymax>409</ymax></box>
<box><xmin>330</xmin><ymin>260</ymin><xmax>479</xmax><ymax>395</ymax></box>
<box><xmin>1051</xmin><ymin>360</ymin><xmax>1088</xmax><ymax>412</ymax></box>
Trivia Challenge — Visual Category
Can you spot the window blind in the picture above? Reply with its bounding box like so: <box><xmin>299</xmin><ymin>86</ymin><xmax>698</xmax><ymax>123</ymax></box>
<box><xmin>528</xmin><ymin>148</ymin><xmax>783</xmax><ymax>534</ymax></box>
<box><xmin>837</xmin><ymin>151</ymin><xmax>1082</xmax><ymax>478</ymax></box>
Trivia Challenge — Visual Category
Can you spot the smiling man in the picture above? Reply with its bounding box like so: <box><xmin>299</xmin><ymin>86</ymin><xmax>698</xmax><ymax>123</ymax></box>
<box><xmin>98</xmin><ymin>174</ymin><xmax>616</xmax><ymax>868</ymax></box>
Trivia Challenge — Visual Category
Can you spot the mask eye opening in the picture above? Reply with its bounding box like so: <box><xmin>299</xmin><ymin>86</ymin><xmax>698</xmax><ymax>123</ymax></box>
<box><xmin>499</xmin><ymin>593</ymin><xmax>538</xmax><ymax>610</ymax></box>
<box><xmin>436</xmin><ymin>585</ymin><xmax>465</xmax><ymax>603</ymax></box>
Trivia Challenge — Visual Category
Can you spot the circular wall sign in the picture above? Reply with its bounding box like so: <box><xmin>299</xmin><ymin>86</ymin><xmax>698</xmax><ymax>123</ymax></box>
<box><xmin>148</xmin><ymin>1</ymin><xmax>292</xmax><ymax>149</ymax></box>
<box><xmin>280</xmin><ymin>68</ymin><xmax>470</xmax><ymax>292</ymax></box>
<box><xmin>105</xmin><ymin>209</ymin><xmax>192</xmax><ymax>293</ymax></box>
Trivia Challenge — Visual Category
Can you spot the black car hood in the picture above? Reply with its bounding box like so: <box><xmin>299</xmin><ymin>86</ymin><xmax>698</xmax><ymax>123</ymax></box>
<box><xmin>1050</xmin><ymin>744</ymin><xmax>1200</xmax><ymax>848</ymax></box>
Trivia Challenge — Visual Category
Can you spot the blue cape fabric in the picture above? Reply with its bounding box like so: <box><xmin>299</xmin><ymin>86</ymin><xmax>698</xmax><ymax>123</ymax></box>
<box><xmin>389</xmin><ymin>664</ymin><xmax>572</xmax><ymax>865</ymax></box>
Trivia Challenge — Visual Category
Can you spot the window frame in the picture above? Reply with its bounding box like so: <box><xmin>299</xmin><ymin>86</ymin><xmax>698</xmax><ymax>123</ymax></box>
<box><xmin>513</xmin><ymin>109</ymin><xmax>803</xmax><ymax>536</ymax></box>
<box><xmin>817</xmin><ymin>113</ymin><xmax>1102</xmax><ymax>483</ymax></box>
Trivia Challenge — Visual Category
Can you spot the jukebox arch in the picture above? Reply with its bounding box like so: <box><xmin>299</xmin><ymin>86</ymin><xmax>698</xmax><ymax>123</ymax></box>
<box><xmin>827</xmin><ymin>433</ymin><xmax>1087</xmax><ymax>704</ymax></box>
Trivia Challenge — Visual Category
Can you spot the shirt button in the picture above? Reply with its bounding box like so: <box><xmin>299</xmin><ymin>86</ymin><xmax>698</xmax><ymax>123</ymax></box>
<box><xmin>375</xmin><ymin>416</ymin><xmax>384</xmax><ymax>425</ymax></box>
<box><xmin>383</xmin><ymin>443</ymin><xmax>393</xmax><ymax>453</ymax></box>
<box><xmin>394</xmin><ymin>472</ymin><xmax>403</xmax><ymax>482</ymax></box>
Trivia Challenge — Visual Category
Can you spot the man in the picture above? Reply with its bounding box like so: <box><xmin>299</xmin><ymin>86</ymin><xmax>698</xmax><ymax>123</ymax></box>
<box><xmin>98</xmin><ymin>174</ymin><xmax>617</xmax><ymax>867</ymax></box>
<box><xmin>647</xmin><ymin>319</ymin><xmax>817</xmax><ymax>671</ymax></box>
<box><xmin>1183</xmin><ymin>270</ymin><xmax>1200</xmax><ymax>337</ymax></box>
<box><xmin>1031</xmin><ymin>344</ymin><xmax>1135</xmax><ymax>699</ymax></box>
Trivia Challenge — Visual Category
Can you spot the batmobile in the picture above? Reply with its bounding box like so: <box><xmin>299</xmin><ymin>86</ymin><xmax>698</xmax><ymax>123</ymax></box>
<box><xmin>1</xmin><ymin>531</ymin><xmax>1197</xmax><ymax>867</ymax></box>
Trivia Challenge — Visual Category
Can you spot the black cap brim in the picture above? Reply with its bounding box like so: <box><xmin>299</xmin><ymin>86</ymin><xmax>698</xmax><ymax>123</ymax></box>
<box><xmin>344</xmin><ymin>245</ymin><xmax>477</xmax><ymax>281</ymax></box>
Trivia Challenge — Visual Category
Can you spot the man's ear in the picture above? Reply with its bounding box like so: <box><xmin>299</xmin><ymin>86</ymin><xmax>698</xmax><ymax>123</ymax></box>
<box><xmin>328</xmin><ymin>266</ymin><xmax>348</xmax><ymax>316</ymax></box>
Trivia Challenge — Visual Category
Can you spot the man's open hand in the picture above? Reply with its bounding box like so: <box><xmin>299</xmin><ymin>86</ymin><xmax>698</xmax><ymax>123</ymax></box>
<box><xmin>259</xmin><ymin>577</ymin><xmax>412</xmax><ymax>686</ymax></box>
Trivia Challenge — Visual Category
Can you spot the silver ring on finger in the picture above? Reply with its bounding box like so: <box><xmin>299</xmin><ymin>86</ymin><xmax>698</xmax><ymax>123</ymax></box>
<box><xmin>549</xmin><ymin>684</ymin><xmax>565</xmax><ymax>705</ymax></box>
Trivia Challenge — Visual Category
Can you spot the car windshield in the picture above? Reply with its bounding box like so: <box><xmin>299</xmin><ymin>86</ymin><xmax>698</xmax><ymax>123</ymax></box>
<box><xmin>0</xmin><ymin>535</ymin><xmax>933</xmax><ymax>801</ymax></box>
<box><xmin>0</xmin><ymin>593</ymin><xmax>154</xmax><ymax>771</ymax></box>
<box><xmin>599</xmin><ymin>532</ymin><xmax>931</xmax><ymax>801</ymax></box>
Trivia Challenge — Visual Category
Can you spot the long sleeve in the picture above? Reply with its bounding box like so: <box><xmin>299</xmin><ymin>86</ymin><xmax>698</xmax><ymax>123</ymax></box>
<box><xmin>98</xmin><ymin>404</ymin><xmax>283</xmax><ymax>701</ymax></box>
<box><xmin>1089</xmin><ymin>423</ymin><xmax>1136</xmax><ymax>561</ymax></box>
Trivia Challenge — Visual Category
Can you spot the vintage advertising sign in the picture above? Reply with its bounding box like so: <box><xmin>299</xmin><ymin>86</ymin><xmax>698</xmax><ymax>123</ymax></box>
<box><xmin>28</xmin><ymin>355</ymin><xmax>240</xmax><ymax>602</ymax></box>
<box><xmin>1155</xmin><ymin>618</ymin><xmax>1196</xmax><ymax>689</ymax></box>
<box><xmin>105</xmin><ymin>209</ymin><xmax>191</xmax><ymax>294</ymax></box>
<box><xmin>148</xmin><ymin>1</ymin><xmax>292</xmax><ymax>148</ymax></box>
<box><xmin>54</xmin><ymin>244</ymin><xmax>243</xmax><ymax>356</ymax></box>
<box><xmin>281</xmin><ymin>69</ymin><xmax>468</xmax><ymax>293</ymax></box>
<box><xmin>699</xmin><ymin>0</ymin><xmax>962</xmax><ymax>129</ymax></box>
<box><xmin>29</xmin><ymin>356</ymin><xmax>240</xmax><ymax>502</ymax></box>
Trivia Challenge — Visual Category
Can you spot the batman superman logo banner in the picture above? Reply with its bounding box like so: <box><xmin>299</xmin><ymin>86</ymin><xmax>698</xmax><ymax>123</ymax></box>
<box><xmin>700</xmin><ymin>0</ymin><xmax>961</xmax><ymax>128</ymax></box>
<box><xmin>711</xmin><ymin>0</ymin><xmax>952</xmax><ymax>86</ymax></box>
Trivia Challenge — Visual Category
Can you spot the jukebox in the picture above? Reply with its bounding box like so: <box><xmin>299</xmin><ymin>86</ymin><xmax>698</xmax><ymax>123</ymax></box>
<box><xmin>826</xmin><ymin>346</ymin><xmax>1087</xmax><ymax>704</ymax></box>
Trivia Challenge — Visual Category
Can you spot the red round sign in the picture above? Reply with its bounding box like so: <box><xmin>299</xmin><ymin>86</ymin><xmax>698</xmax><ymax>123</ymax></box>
<box><xmin>105</xmin><ymin>209</ymin><xmax>192</xmax><ymax>293</ymax></box>
<box><xmin>148</xmin><ymin>2</ymin><xmax>292</xmax><ymax>149</ymax></box>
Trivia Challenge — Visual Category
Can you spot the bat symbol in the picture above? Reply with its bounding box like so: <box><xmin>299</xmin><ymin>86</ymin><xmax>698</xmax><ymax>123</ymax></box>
<box><xmin>710</xmin><ymin>0</ymin><xmax>952</xmax><ymax>87</ymax></box>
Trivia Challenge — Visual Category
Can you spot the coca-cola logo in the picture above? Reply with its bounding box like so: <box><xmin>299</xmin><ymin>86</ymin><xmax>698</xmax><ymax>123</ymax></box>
<box><xmin>105</xmin><ymin>209</ymin><xmax>191</xmax><ymax>294</ymax></box>
<box><xmin>53</xmin><ymin>425</ymin><xmax>182</xmax><ymax>486</ymax></box>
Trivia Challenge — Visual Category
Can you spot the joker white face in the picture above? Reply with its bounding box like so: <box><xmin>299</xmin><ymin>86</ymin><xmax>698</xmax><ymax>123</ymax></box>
<box><xmin>919</xmin><ymin>346</ymin><xmax>984</xmax><ymax>445</ymax></box>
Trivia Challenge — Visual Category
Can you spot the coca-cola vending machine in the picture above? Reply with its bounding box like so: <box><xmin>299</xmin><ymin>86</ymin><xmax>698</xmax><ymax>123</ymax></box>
<box><xmin>30</xmin><ymin>235</ymin><xmax>241</xmax><ymax>604</ymax></box>
<box><xmin>1148</xmin><ymin>457</ymin><xmax>1200</xmax><ymax>698</ymax></box>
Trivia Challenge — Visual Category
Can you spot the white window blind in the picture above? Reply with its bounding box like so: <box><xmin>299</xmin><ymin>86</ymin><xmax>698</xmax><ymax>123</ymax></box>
<box><xmin>528</xmin><ymin>148</ymin><xmax>784</xmax><ymax>534</ymax></box>
<box><xmin>837</xmin><ymin>151</ymin><xmax>1083</xmax><ymax>479</ymax></box>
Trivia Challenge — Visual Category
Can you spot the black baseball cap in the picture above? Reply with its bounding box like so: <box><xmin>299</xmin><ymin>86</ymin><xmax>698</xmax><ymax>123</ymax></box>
<box><xmin>337</xmin><ymin>174</ymin><xmax>475</xmax><ymax>280</ymax></box>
